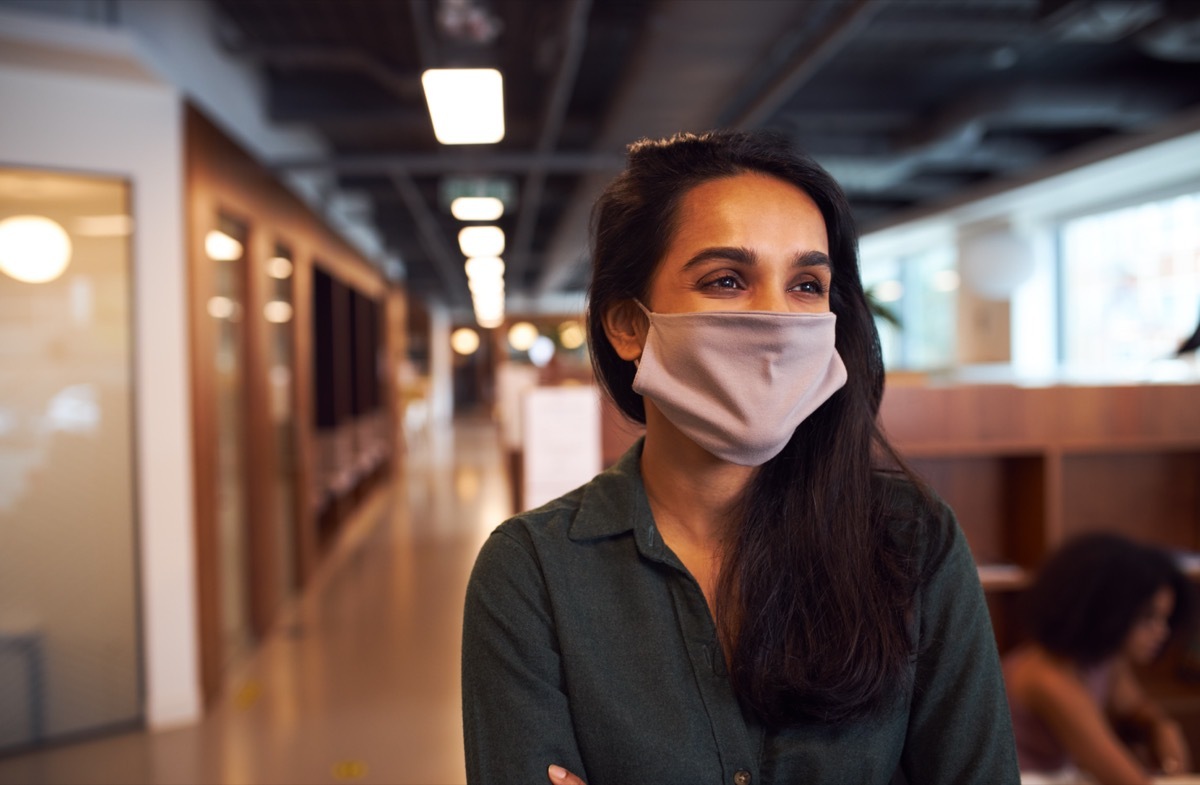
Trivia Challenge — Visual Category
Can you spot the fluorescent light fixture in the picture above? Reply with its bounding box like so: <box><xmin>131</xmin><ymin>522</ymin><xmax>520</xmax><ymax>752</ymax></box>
<box><xmin>472</xmin><ymin>290</ymin><xmax>505</xmax><ymax>311</ymax></box>
<box><xmin>459</xmin><ymin>226</ymin><xmax>505</xmax><ymax>257</ymax></box>
<box><xmin>465</xmin><ymin>255</ymin><xmax>505</xmax><ymax>281</ymax></box>
<box><xmin>205</xmin><ymin>229</ymin><xmax>243</xmax><ymax>261</ymax></box>
<box><xmin>451</xmin><ymin>196</ymin><xmax>505</xmax><ymax>221</ymax></box>
<box><xmin>421</xmin><ymin>68</ymin><xmax>505</xmax><ymax>145</ymax></box>
<box><xmin>468</xmin><ymin>277</ymin><xmax>505</xmax><ymax>296</ymax></box>
<box><xmin>0</xmin><ymin>215</ymin><xmax>72</xmax><ymax>284</ymax></box>
<box><xmin>474</xmin><ymin>298</ymin><xmax>505</xmax><ymax>327</ymax></box>
<box><xmin>474</xmin><ymin>301</ymin><xmax>504</xmax><ymax>318</ymax></box>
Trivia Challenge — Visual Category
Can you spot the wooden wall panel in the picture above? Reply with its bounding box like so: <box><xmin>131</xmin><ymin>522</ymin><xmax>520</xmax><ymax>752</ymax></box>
<box><xmin>185</xmin><ymin>103</ymin><xmax>395</xmax><ymax>703</ymax></box>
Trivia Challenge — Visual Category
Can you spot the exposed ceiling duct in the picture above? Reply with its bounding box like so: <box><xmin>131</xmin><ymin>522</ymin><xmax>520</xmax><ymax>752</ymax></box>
<box><xmin>203</xmin><ymin>0</ymin><xmax>1200</xmax><ymax>313</ymax></box>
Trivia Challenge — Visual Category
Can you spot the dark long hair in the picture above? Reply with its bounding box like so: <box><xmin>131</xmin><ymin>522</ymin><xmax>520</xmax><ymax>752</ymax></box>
<box><xmin>586</xmin><ymin>130</ymin><xmax>934</xmax><ymax>725</ymax></box>
<box><xmin>1022</xmin><ymin>532</ymin><xmax>1194</xmax><ymax>666</ymax></box>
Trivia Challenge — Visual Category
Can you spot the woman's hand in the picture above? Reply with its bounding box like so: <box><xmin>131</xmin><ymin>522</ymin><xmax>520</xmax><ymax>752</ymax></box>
<box><xmin>548</xmin><ymin>764</ymin><xmax>587</xmax><ymax>785</ymax></box>
<box><xmin>1153</xmin><ymin>719</ymin><xmax>1191</xmax><ymax>775</ymax></box>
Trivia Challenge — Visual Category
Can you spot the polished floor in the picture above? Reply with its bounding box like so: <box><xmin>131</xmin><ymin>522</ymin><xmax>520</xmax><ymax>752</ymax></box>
<box><xmin>0</xmin><ymin>415</ymin><xmax>509</xmax><ymax>785</ymax></box>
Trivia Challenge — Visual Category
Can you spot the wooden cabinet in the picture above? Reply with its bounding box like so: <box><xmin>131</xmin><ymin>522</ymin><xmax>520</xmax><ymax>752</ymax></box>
<box><xmin>879</xmin><ymin>381</ymin><xmax>1200</xmax><ymax>743</ymax></box>
<box><xmin>880</xmin><ymin>382</ymin><xmax>1200</xmax><ymax>594</ymax></box>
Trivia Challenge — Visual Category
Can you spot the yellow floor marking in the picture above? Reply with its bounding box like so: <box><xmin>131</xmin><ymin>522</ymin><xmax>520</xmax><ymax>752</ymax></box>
<box><xmin>332</xmin><ymin>760</ymin><xmax>368</xmax><ymax>780</ymax></box>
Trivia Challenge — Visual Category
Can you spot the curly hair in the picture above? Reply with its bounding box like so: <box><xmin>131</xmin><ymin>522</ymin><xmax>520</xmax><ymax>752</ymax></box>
<box><xmin>1022</xmin><ymin>532</ymin><xmax>1194</xmax><ymax>666</ymax></box>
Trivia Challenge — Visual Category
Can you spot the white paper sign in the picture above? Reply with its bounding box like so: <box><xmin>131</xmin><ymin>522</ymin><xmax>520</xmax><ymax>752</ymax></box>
<box><xmin>521</xmin><ymin>385</ymin><xmax>602</xmax><ymax>511</ymax></box>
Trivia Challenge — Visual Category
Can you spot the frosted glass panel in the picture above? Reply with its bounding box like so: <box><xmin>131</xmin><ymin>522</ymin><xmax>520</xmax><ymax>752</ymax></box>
<box><xmin>0</xmin><ymin>169</ymin><xmax>140</xmax><ymax>751</ymax></box>
<box><xmin>266</xmin><ymin>242</ymin><xmax>297</xmax><ymax>600</ymax></box>
<box><xmin>209</xmin><ymin>214</ymin><xmax>252</xmax><ymax>670</ymax></box>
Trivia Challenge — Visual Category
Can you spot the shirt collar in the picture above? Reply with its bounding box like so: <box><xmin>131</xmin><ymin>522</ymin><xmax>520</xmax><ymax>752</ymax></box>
<box><xmin>568</xmin><ymin>437</ymin><xmax>652</xmax><ymax>540</ymax></box>
<box><xmin>568</xmin><ymin>437</ymin><xmax>688</xmax><ymax>568</ymax></box>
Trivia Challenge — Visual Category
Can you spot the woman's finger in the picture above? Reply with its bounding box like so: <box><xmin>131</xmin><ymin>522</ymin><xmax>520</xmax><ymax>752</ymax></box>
<box><xmin>548</xmin><ymin>764</ymin><xmax>588</xmax><ymax>785</ymax></box>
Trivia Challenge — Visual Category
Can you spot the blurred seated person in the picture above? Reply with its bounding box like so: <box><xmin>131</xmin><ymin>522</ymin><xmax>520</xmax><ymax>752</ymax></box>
<box><xmin>1005</xmin><ymin>533</ymin><xmax>1195</xmax><ymax>784</ymax></box>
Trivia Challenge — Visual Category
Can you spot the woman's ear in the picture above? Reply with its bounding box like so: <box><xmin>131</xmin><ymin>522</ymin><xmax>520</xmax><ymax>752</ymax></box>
<box><xmin>601</xmin><ymin>299</ymin><xmax>647</xmax><ymax>362</ymax></box>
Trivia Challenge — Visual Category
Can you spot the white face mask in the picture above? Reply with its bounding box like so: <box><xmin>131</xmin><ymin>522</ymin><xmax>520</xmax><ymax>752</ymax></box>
<box><xmin>631</xmin><ymin>300</ymin><xmax>848</xmax><ymax>466</ymax></box>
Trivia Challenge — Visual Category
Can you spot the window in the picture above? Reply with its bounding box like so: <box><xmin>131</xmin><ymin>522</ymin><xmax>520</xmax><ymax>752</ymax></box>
<box><xmin>863</xmin><ymin>246</ymin><xmax>958</xmax><ymax>370</ymax></box>
<box><xmin>1060</xmin><ymin>192</ymin><xmax>1200</xmax><ymax>368</ymax></box>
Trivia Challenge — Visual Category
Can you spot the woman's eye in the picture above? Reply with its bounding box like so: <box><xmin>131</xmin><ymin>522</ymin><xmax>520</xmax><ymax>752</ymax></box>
<box><xmin>793</xmin><ymin>279</ymin><xmax>827</xmax><ymax>295</ymax></box>
<box><xmin>702</xmin><ymin>274</ymin><xmax>742</xmax><ymax>290</ymax></box>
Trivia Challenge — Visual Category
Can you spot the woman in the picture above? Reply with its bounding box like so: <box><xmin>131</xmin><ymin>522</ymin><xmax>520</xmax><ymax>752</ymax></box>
<box><xmin>462</xmin><ymin>130</ymin><xmax>1018</xmax><ymax>784</ymax></box>
<box><xmin>1005</xmin><ymin>532</ymin><xmax>1194</xmax><ymax>784</ymax></box>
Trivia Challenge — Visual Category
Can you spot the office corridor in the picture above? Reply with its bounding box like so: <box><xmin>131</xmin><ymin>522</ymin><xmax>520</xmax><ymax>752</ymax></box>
<box><xmin>0</xmin><ymin>416</ymin><xmax>509</xmax><ymax>785</ymax></box>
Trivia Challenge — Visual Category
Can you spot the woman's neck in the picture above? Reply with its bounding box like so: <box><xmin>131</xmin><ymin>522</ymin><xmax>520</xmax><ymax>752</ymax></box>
<box><xmin>639</xmin><ymin>402</ymin><xmax>755</xmax><ymax>550</ymax></box>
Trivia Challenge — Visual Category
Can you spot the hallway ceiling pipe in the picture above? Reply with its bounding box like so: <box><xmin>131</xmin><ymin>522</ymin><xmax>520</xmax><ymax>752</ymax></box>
<box><xmin>197</xmin><ymin>0</ymin><xmax>1200</xmax><ymax>307</ymax></box>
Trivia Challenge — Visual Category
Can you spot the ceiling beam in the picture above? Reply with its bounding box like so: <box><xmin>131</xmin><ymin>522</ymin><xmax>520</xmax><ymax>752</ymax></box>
<box><xmin>507</xmin><ymin>0</ymin><xmax>593</xmax><ymax>292</ymax></box>
<box><xmin>407</xmin><ymin>0</ymin><xmax>439</xmax><ymax>69</ymax></box>
<box><xmin>273</xmin><ymin>151</ymin><xmax>627</xmax><ymax>175</ymax></box>
<box><xmin>389</xmin><ymin>172</ymin><xmax>469</xmax><ymax>306</ymax></box>
<box><xmin>724</xmin><ymin>0</ymin><xmax>888</xmax><ymax>130</ymax></box>
<box><xmin>229</xmin><ymin>44</ymin><xmax>417</xmax><ymax>101</ymax></box>
<box><xmin>533</xmin><ymin>0</ymin><xmax>813</xmax><ymax>296</ymax></box>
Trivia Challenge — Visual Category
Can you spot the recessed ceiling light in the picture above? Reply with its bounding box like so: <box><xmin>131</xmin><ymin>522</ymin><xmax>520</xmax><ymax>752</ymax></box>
<box><xmin>465</xmin><ymin>255</ymin><xmax>505</xmax><ymax>281</ymax></box>
<box><xmin>459</xmin><ymin>226</ymin><xmax>505</xmax><ymax>258</ymax></box>
<box><xmin>451</xmin><ymin>196</ymin><xmax>505</xmax><ymax>221</ymax></box>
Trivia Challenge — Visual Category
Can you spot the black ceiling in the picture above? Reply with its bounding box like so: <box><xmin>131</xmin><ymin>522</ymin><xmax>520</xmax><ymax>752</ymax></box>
<box><xmin>209</xmin><ymin>0</ymin><xmax>1200</xmax><ymax>310</ymax></box>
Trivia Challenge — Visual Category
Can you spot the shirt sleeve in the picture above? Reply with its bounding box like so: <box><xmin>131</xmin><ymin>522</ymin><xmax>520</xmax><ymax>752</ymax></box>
<box><xmin>898</xmin><ymin>504</ymin><xmax>1021</xmax><ymax>784</ymax></box>
<box><xmin>462</xmin><ymin>526</ymin><xmax>587</xmax><ymax>784</ymax></box>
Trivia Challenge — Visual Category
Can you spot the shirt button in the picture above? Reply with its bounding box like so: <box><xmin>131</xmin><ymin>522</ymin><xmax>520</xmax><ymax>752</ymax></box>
<box><xmin>733</xmin><ymin>771</ymin><xmax>751</xmax><ymax>785</ymax></box>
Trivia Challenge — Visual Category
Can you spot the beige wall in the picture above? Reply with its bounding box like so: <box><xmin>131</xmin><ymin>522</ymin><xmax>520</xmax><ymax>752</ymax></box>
<box><xmin>0</xmin><ymin>12</ymin><xmax>200</xmax><ymax>728</ymax></box>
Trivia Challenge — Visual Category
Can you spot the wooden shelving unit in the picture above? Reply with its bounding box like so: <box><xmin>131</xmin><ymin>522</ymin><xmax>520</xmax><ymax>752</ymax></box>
<box><xmin>879</xmin><ymin>380</ymin><xmax>1200</xmax><ymax>744</ymax></box>
<box><xmin>880</xmin><ymin>381</ymin><xmax>1200</xmax><ymax>592</ymax></box>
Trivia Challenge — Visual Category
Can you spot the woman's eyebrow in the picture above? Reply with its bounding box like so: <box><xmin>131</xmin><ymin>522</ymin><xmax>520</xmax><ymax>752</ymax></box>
<box><xmin>680</xmin><ymin>247</ymin><xmax>832</xmax><ymax>271</ymax></box>
<box><xmin>793</xmin><ymin>250</ymin><xmax>832</xmax><ymax>269</ymax></box>
<box><xmin>680</xmin><ymin>246</ymin><xmax>756</xmax><ymax>270</ymax></box>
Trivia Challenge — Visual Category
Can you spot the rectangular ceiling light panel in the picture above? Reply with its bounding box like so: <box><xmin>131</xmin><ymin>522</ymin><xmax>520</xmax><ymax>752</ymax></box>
<box><xmin>422</xmin><ymin>68</ymin><xmax>505</xmax><ymax>145</ymax></box>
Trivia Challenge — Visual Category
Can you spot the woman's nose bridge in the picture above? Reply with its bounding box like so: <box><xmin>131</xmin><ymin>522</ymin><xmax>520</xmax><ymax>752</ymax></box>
<box><xmin>750</xmin><ymin>279</ymin><xmax>790</xmax><ymax>311</ymax></box>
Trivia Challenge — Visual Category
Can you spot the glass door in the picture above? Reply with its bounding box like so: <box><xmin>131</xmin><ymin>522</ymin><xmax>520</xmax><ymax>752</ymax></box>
<box><xmin>205</xmin><ymin>214</ymin><xmax>252</xmax><ymax>670</ymax></box>
<box><xmin>264</xmin><ymin>243</ymin><xmax>298</xmax><ymax>599</ymax></box>
<box><xmin>0</xmin><ymin>168</ymin><xmax>140</xmax><ymax>751</ymax></box>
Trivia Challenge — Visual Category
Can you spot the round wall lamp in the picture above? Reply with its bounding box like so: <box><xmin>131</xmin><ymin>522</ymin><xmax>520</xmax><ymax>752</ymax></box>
<box><xmin>0</xmin><ymin>215</ymin><xmax>73</xmax><ymax>284</ymax></box>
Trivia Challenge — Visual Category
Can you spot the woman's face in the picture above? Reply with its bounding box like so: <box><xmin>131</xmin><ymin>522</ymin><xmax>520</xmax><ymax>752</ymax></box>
<box><xmin>644</xmin><ymin>172</ymin><xmax>832</xmax><ymax>315</ymax></box>
<box><xmin>1124</xmin><ymin>586</ymin><xmax>1175</xmax><ymax>664</ymax></box>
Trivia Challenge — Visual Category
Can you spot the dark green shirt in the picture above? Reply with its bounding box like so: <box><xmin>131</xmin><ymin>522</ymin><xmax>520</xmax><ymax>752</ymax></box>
<box><xmin>462</xmin><ymin>441</ymin><xmax>1019</xmax><ymax>784</ymax></box>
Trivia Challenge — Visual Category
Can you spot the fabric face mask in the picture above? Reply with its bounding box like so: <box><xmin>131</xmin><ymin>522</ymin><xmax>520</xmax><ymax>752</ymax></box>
<box><xmin>630</xmin><ymin>300</ymin><xmax>848</xmax><ymax>466</ymax></box>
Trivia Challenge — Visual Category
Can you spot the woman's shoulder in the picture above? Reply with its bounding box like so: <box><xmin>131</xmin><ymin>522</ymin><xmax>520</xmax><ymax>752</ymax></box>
<box><xmin>487</xmin><ymin>444</ymin><xmax>647</xmax><ymax>554</ymax></box>
<box><xmin>491</xmin><ymin>483</ymin><xmax>589</xmax><ymax>547</ymax></box>
<box><xmin>871</xmin><ymin>469</ymin><xmax>958</xmax><ymax>568</ymax></box>
<box><xmin>1011</xmin><ymin>646</ymin><xmax>1105</xmax><ymax>715</ymax></box>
